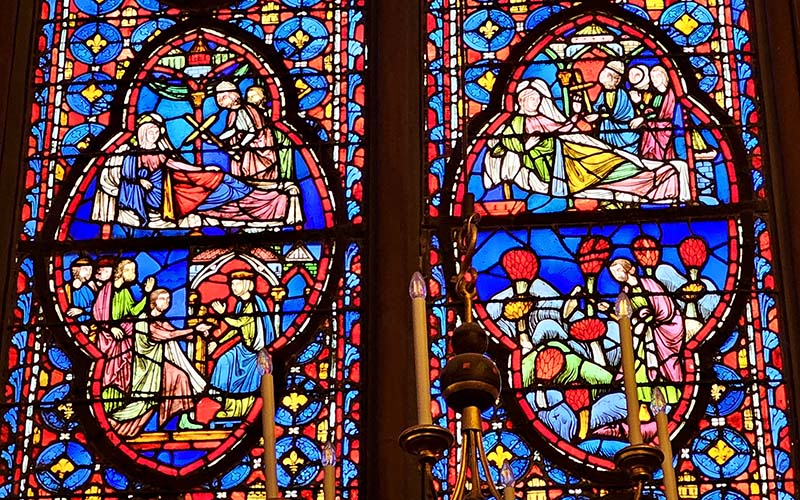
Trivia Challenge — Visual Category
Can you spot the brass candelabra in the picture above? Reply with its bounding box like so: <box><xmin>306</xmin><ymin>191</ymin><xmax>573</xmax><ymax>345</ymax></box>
<box><xmin>400</xmin><ymin>212</ymin><xmax>669</xmax><ymax>500</ymax></box>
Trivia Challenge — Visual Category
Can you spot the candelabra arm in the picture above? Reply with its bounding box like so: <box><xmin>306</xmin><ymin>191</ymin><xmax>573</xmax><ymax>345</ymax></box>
<box><xmin>451</xmin><ymin>430</ymin><xmax>471</xmax><ymax>500</ymax></box>
<box><xmin>477</xmin><ymin>431</ymin><xmax>504</xmax><ymax>500</ymax></box>
<box><xmin>400</xmin><ymin>424</ymin><xmax>454</xmax><ymax>500</ymax></box>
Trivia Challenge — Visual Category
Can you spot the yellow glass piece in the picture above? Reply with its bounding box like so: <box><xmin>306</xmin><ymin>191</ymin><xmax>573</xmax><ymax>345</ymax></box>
<box><xmin>678</xmin><ymin>472</ymin><xmax>699</xmax><ymax>499</ymax></box>
<box><xmin>738</xmin><ymin>348</ymin><xmax>749</xmax><ymax>368</ymax></box>
<box><xmin>478</xmin><ymin>71</ymin><xmax>496</xmax><ymax>92</ymax></box>
<box><xmin>296</xmin><ymin>78</ymin><xmax>312</xmax><ymax>98</ymax></box>
<box><xmin>744</xmin><ymin>409</ymin><xmax>755</xmax><ymax>430</ymax></box>
<box><xmin>57</xmin><ymin>402</ymin><xmax>74</xmax><ymax>420</ymax></box>
<box><xmin>486</xmin><ymin>444</ymin><xmax>513</xmax><ymax>469</ymax></box>
<box><xmin>646</xmin><ymin>0</ymin><xmax>664</xmax><ymax>9</ymax></box>
<box><xmin>711</xmin><ymin>384</ymin><xmax>726</xmax><ymax>401</ymax></box>
<box><xmin>80</xmin><ymin>84</ymin><xmax>104</xmax><ymax>104</ymax></box>
<box><xmin>708</xmin><ymin>439</ymin><xmax>735</xmax><ymax>465</ymax></box>
<box><xmin>50</xmin><ymin>457</ymin><xmax>75</xmax><ymax>479</ymax></box>
<box><xmin>282</xmin><ymin>392</ymin><xmax>309</xmax><ymax>412</ymax></box>
<box><xmin>526</xmin><ymin>478</ymin><xmax>546</xmax><ymax>500</ymax></box>
<box><xmin>262</xmin><ymin>2</ymin><xmax>280</xmax><ymax>25</ymax></box>
<box><xmin>674</xmin><ymin>14</ymin><xmax>700</xmax><ymax>36</ymax></box>
<box><xmin>289</xmin><ymin>30</ymin><xmax>310</xmax><ymax>49</ymax></box>
<box><xmin>479</xmin><ymin>19</ymin><xmax>499</xmax><ymax>40</ymax></box>
<box><xmin>282</xmin><ymin>450</ymin><xmax>306</xmax><ymax>473</ymax></box>
<box><xmin>271</xmin><ymin>286</ymin><xmax>287</xmax><ymax>302</ymax></box>
<box><xmin>86</xmin><ymin>34</ymin><xmax>107</xmax><ymax>55</ymax></box>
<box><xmin>86</xmin><ymin>485</ymin><xmax>102</xmax><ymax>500</ymax></box>
<box><xmin>317</xmin><ymin>420</ymin><xmax>329</xmax><ymax>441</ymax></box>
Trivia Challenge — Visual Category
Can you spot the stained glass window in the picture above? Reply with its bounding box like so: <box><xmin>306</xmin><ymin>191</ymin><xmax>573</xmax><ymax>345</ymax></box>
<box><xmin>423</xmin><ymin>1</ymin><xmax>796</xmax><ymax>498</ymax></box>
<box><xmin>2</xmin><ymin>0</ymin><xmax>365</xmax><ymax>498</ymax></box>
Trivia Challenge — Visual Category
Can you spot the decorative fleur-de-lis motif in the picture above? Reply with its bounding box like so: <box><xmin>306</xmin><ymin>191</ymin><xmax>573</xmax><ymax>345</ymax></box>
<box><xmin>282</xmin><ymin>392</ymin><xmax>308</xmax><ymax>412</ymax></box>
<box><xmin>51</xmin><ymin>457</ymin><xmax>75</xmax><ymax>479</ymax></box>
<box><xmin>282</xmin><ymin>450</ymin><xmax>306</xmax><ymax>474</ymax></box>
<box><xmin>295</xmin><ymin>79</ymin><xmax>312</xmax><ymax>98</ymax></box>
<box><xmin>478</xmin><ymin>70</ymin><xmax>496</xmax><ymax>91</ymax></box>
<box><xmin>289</xmin><ymin>30</ymin><xmax>310</xmax><ymax>49</ymax></box>
<box><xmin>486</xmin><ymin>444</ymin><xmax>513</xmax><ymax>469</ymax></box>
<box><xmin>58</xmin><ymin>402</ymin><xmax>74</xmax><ymax>420</ymax></box>
<box><xmin>710</xmin><ymin>383</ymin><xmax>726</xmax><ymax>401</ymax></box>
<box><xmin>80</xmin><ymin>84</ymin><xmax>104</xmax><ymax>104</ymax></box>
<box><xmin>479</xmin><ymin>19</ymin><xmax>499</xmax><ymax>40</ymax></box>
<box><xmin>86</xmin><ymin>34</ymin><xmax>108</xmax><ymax>55</ymax></box>
<box><xmin>708</xmin><ymin>439</ymin><xmax>735</xmax><ymax>465</ymax></box>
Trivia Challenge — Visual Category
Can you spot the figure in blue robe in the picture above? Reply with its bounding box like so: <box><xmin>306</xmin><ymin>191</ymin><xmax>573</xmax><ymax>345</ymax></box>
<box><xmin>209</xmin><ymin>273</ymin><xmax>276</xmax><ymax>418</ymax></box>
<box><xmin>592</xmin><ymin>61</ymin><xmax>640</xmax><ymax>154</ymax></box>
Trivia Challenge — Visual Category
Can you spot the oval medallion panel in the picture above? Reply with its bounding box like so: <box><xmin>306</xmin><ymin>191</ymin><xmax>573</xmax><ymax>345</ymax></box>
<box><xmin>443</xmin><ymin>8</ymin><xmax>753</xmax><ymax>476</ymax></box>
<box><xmin>40</xmin><ymin>25</ymin><xmax>337</xmax><ymax>481</ymax></box>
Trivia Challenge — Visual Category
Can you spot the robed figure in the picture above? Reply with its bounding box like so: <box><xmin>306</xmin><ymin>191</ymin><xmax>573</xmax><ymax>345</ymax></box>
<box><xmin>209</xmin><ymin>270</ymin><xmax>276</xmax><ymax>418</ymax></box>
<box><xmin>110</xmin><ymin>289</ymin><xmax>211</xmax><ymax>438</ymax></box>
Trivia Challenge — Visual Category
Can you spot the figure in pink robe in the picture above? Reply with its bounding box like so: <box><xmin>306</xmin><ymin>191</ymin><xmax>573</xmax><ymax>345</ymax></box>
<box><xmin>216</xmin><ymin>81</ymin><xmax>278</xmax><ymax>179</ymax></box>
<box><xmin>92</xmin><ymin>256</ymin><xmax>132</xmax><ymax>393</ymax></box>
<box><xmin>639</xmin><ymin>66</ymin><xmax>677</xmax><ymax>161</ymax></box>
<box><xmin>609</xmin><ymin>258</ymin><xmax>685</xmax><ymax>384</ymax></box>
<box><xmin>110</xmin><ymin>289</ymin><xmax>211</xmax><ymax>438</ymax></box>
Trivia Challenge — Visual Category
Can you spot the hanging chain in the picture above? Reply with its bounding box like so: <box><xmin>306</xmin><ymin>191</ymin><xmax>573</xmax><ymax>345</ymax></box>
<box><xmin>453</xmin><ymin>213</ymin><xmax>479</xmax><ymax>323</ymax></box>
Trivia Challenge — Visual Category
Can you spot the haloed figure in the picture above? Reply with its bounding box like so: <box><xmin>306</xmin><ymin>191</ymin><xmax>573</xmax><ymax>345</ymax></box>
<box><xmin>209</xmin><ymin>270</ymin><xmax>275</xmax><ymax>418</ymax></box>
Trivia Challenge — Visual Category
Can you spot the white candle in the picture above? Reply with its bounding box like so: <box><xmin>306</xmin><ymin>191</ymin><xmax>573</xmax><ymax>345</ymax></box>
<box><xmin>500</xmin><ymin>460</ymin><xmax>515</xmax><ymax>500</ymax></box>
<box><xmin>616</xmin><ymin>292</ymin><xmax>643</xmax><ymax>445</ymax></box>
<box><xmin>322</xmin><ymin>441</ymin><xmax>337</xmax><ymax>500</ymax></box>
<box><xmin>410</xmin><ymin>272</ymin><xmax>433</xmax><ymax>425</ymax></box>
<box><xmin>652</xmin><ymin>388</ymin><xmax>678</xmax><ymax>500</ymax></box>
<box><xmin>258</xmin><ymin>349</ymin><xmax>279</xmax><ymax>499</ymax></box>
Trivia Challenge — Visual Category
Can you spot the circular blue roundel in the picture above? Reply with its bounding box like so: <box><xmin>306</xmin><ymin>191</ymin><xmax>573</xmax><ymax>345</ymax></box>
<box><xmin>291</xmin><ymin>68</ymin><xmax>329</xmax><ymax>110</ymax></box>
<box><xmin>700</xmin><ymin>490</ymin><xmax>747</xmax><ymax>500</ymax></box>
<box><xmin>35</xmin><ymin>442</ymin><xmax>93</xmax><ymax>492</ymax></box>
<box><xmin>690</xmin><ymin>55</ymin><xmax>720</xmax><ymax>93</ymax></box>
<box><xmin>691</xmin><ymin>427</ymin><xmax>752</xmax><ymax>479</ymax></box>
<box><xmin>621</xmin><ymin>4</ymin><xmax>650</xmax><ymax>20</ymax></box>
<box><xmin>706</xmin><ymin>365</ymin><xmax>745</xmax><ymax>417</ymax></box>
<box><xmin>229</xmin><ymin>0</ymin><xmax>259</xmax><ymax>9</ymax></box>
<box><xmin>41</xmin><ymin>383</ymin><xmax>78</xmax><ymax>432</ymax></box>
<box><xmin>235</xmin><ymin>18</ymin><xmax>266</xmax><ymax>40</ymax></box>
<box><xmin>103</xmin><ymin>467</ymin><xmax>129</xmax><ymax>490</ymax></box>
<box><xmin>275</xmin><ymin>375</ymin><xmax>324</xmax><ymax>425</ymax></box>
<box><xmin>136</xmin><ymin>0</ymin><xmax>164</xmax><ymax>11</ymax></box>
<box><xmin>274</xmin><ymin>17</ymin><xmax>329</xmax><ymax>61</ymax></box>
<box><xmin>660</xmin><ymin>1</ymin><xmax>715</xmax><ymax>47</ymax></box>
<box><xmin>525</xmin><ymin>6</ymin><xmax>565</xmax><ymax>30</ymax></box>
<box><xmin>74</xmin><ymin>0</ymin><xmax>123</xmax><ymax>15</ymax></box>
<box><xmin>66</xmin><ymin>72</ymin><xmax>116</xmax><ymax>116</ymax></box>
<box><xmin>62</xmin><ymin>123</ymin><xmax>105</xmax><ymax>166</ymax></box>
<box><xmin>282</xmin><ymin>0</ymin><xmax>324</xmax><ymax>7</ymax></box>
<box><xmin>131</xmin><ymin>19</ymin><xmax>176</xmax><ymax>52</ymax></box>
<box><xmin>480</xmin><ymin>431</ymin><xmax>532</xmax><ymax>483</ymax></box>
<box><xmin>464</xmin><ymin>10</ymin><xmax>515</xmax><ymax>53</ymax></box>
<box><xmin>465</xmin><ymin>60</ymin><xmax>500</xmax><ymax>104</ymax></box>
<box><xmin>70</xmin><ymin>23</ymin><xmax>123</xmax><ymax>65</ymax></box>
<box><xmin>276</xmin><ymin>436</ymin><xmax>322</xmax><ymax>488</ymax></box>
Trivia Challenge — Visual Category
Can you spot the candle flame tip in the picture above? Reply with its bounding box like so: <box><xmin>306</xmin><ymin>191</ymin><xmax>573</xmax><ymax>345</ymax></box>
<box><xmin>322</xmin><ymin>441</ymin><xmax>337</xmax><ymax>466</ymax></box>
<box><xmin>650</xmin><ymin>387</ymin><xmax>667</xmax><ymax>414</ymax></box>
<box><xmin>257</xmin><ymin>348</ymin><xmax>273</xmax><ymax>375</ymax></box>
<box><xmin>615</xmin><ymin>292</ymin><xmax>632</xmax><ymax>317</ymax></box>
<box><xmin>409</xmin><ymin>271</ymin><xmax>428</xmax><ymax>299</ymax></box>
<box><xmin>500</xmin><ymin>461</ymin><xmax>515</xmax><ymax>488</ymax></box>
